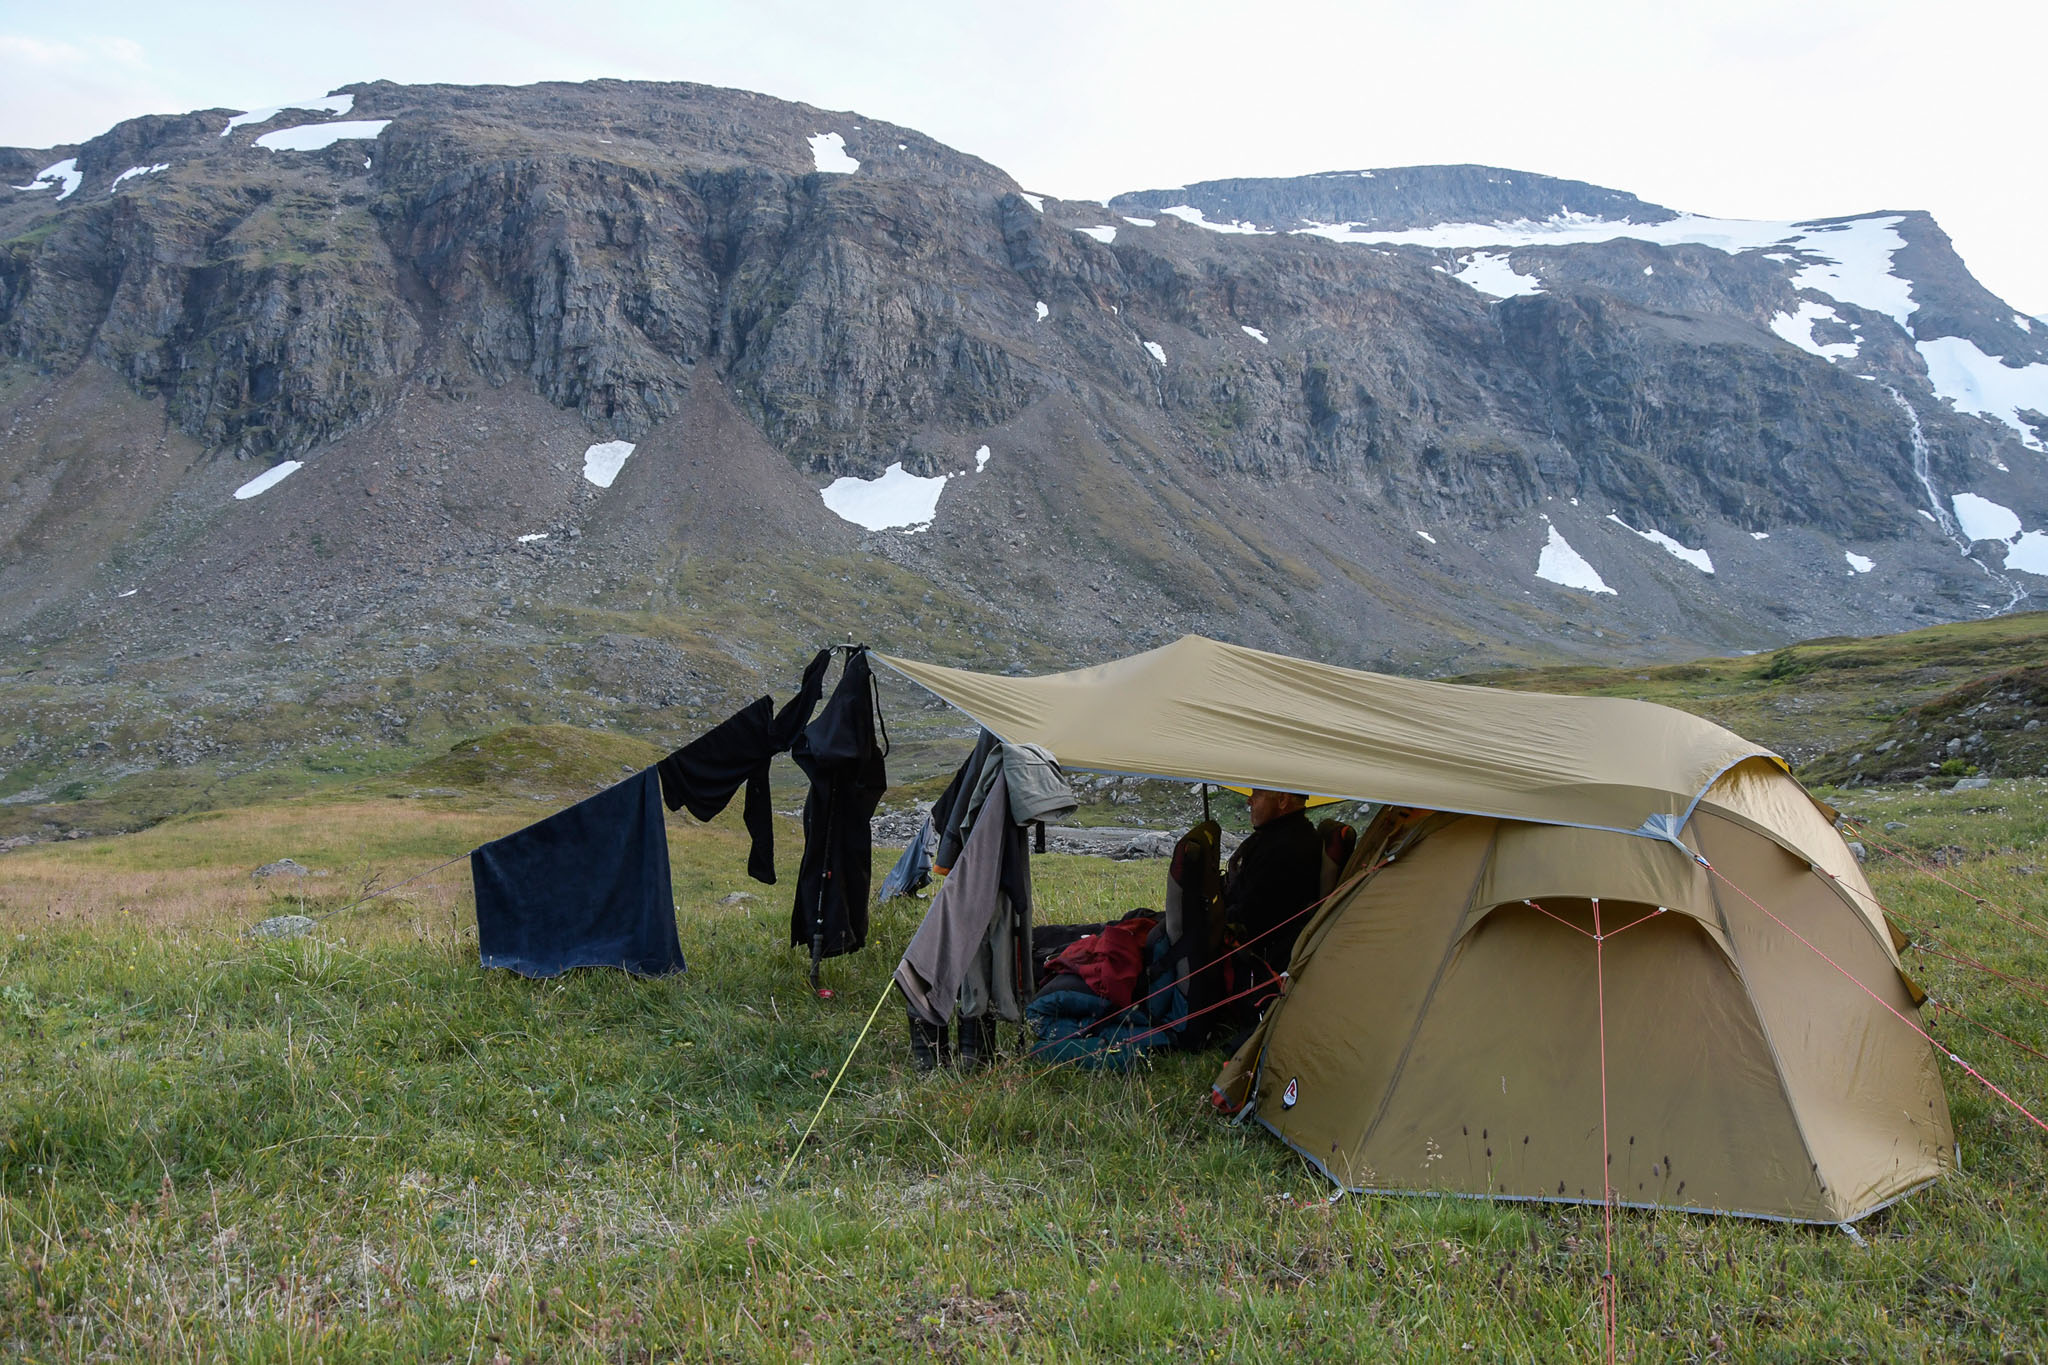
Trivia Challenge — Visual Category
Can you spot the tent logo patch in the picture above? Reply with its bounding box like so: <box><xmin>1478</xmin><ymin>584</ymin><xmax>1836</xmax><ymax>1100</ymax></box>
<box><xmin>1282</xmin><ymin>1077</ymin><xmax>1299</xmax><ymax>1109</ymax></box>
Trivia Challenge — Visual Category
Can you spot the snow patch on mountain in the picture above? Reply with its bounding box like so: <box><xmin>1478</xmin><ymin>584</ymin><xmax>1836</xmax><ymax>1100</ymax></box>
<box><xmin>1453</xmin><ymin>251</ymin><xmax>1542</xmax><ymax>298</ymax></box>
<box><xmin>222</xmin><ymin>94</ymin><xmax>353</xmax><ymax>137</ymax></box>
<box><xmin>1274</xmin><ymin>211</ymin><xmax>1916</xmax><ymax>328</ymax></box>
<box><xmin>233</xmin><ymin>461</ymin><xmax>303</xmax><ymax>500</ymax></box>
<box><xmin>1953</xmin><ymin>492</ymin><xmax>2022</xmax><ymax>542</ymax></box>
<box><xmin>254</xmin><ymin>120</ymin><xmax>391</xmax><ymax>152</ymax></box>
<box><xmin>1785</xmin><ymin>220</ymin><xmax>1916</xmax><ymax>329</ymax></box>
<box><xmin>1076</xmin><ymin>224</ymin><xmax>1117</xmax><ymax>244</ymax></box>
<box><xmin>1143</xmin><ymin>341</ymin><xmax>1166</xmax><ymax>365</ymax></box>
<box><xmin>2008</xmin><ymin>532</ymin><xmax>2048</xmax><ymax>576</ymax></box>
<box><xmin>808</xmin><ymin>132</ymin><xmax>859</xmax><ymax>174</ymax></box>
<box><xmin>1159</xmin><ymin>205</ymin><xmax>1269</xmax><ymax>235</ymax></box>
<box><xmin>1607</xmin><ymin>515</ymin><xmax>1713</xmax><ymax>572</ymax></box>
<box><xmin>111</xmin><ymin>164</ymin><xmax>169</xmax><ymax>191</ymax></box>
<box><xmin>1122</xmin><ymin>216</ymin><xmax>1155</xmax><ymax>227</ymax></box>
<box><xmin>1241</xmin><ymin>326</ymin><xmax>1269</xmax><ymax>344</ymax></box>
<box><xmin>1536</xmin><ymin>523</ymin><xmax>1614</xmax><ymax>594</ymax></box>
<box><xmin>582</xmin><ymin>441</ymin><xmax>636</xmax><ymax>488</ymax></box>
<box><xmin>1770</xmin><ymin>300</ymin><xmax>1859</xmax><ymax>361</ymax></box>
<box><xmin>1846</xmin><ymin>552</ymin><xmax>1875</xmax><ymax>573</ymax></box>
<box><xmin>821</xmin><ymin>462</ymin><xmax>950</xmax><ymax>531</ymax></box>
<box><xmin>1035</xmin><ymin>301</ymin><xmax>1049</xmax><ymax>321</ymax></box>
<box><xmin>1949</xmin><ymin>492</ymin><xmax>2048</xmax><ymax>578</ymax></box>
<box><xmin>1915</xmin><ymin>336</ymin><xmax>2048</xmax><ymax>451</ymax></box>
<box><xmin>1018</xmin><ymin>193</ymin><xmax>1044</xmax><ymax>212</ymax></box>
<box><xmin>14</xmin><ymin>159</ymin><xmax>81</xmax><ymax>199</ymax></box>
<box><xmin>975</xmin><ymin>445</ymin><xmax>991</xmax><ymax>473</ymax></box>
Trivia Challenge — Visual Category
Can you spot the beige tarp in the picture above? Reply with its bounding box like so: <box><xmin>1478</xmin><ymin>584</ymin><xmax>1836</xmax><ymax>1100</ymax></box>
<box><xmin>877</xmin><ymin>635</ymin><xmax>1779</xmax><ymax>840</ymax></box>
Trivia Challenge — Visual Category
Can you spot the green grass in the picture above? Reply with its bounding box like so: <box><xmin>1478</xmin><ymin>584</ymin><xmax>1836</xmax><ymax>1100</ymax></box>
<box><xmin>1</xmin><ymin>777</ymin><xmax>2044</xmax><ymax>1360</ymax></box>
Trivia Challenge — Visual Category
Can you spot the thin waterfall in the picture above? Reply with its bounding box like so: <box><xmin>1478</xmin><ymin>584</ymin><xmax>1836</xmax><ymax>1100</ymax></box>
<box><xmin>1886</xmin><ymin>385</ymin><xmax>2031</xmax><ymax>613</ymax></box>
<box><xmin>1885</xmin><ymin>385</ymin><xmax>1962</xmax><ymax>546</ymax></box>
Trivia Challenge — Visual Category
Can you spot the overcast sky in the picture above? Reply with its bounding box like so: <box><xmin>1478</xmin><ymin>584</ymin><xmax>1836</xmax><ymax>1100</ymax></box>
<box><xmin>5</xmin><ymin>0</ymin><xmax>2044</xmax><ymax>314</ymax></box>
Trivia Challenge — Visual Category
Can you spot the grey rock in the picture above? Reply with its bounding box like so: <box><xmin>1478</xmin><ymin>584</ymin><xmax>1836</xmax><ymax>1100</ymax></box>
<box><xmin>717</xmin><ymin>891</ymin><xmax>756</xmax><ymax>906</ymax></box>
<box><xmin>1846</xmin><ymin>841</ymin><xmax>1866</xmax><ymax>862</ymax></box>
<box><xmin>1884</xmin><ymin>821</ymin><xmax>1908</xmax><ymax>831</ymax></box>
<box><xmin>251</xmin><ymin>858</ymin><xmax>313</xmax><ymax>881</ymax></box>
<box><xmin>1952</xmin><ymin>777</ymin><xmax>1991</xmax><ymax>791</ymax></box>
<box><xmin>249</xmin><ymin>914</ymin><xmax>316</xmax><ymax>939</ymax></box>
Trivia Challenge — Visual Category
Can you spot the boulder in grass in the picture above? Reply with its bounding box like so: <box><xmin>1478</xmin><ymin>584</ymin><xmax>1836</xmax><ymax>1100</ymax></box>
<box><xmin>250</xmin><ymin>915</ymin><xmax>316</xmax><ymax>939</ymax></box>
<box><xmin>252</xmin><ymin>858</ymin><xmax>312</xmax><ymax>881</ymax></box>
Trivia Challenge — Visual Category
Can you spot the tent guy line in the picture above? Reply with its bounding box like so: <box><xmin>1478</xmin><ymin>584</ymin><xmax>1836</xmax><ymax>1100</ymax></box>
<box><xmin>1699</xmin><ymin>858</ymin><xmax>2048</xmax><ymax>1136</ymax></box>
<box><xmin>1837</xmin><ymin>819</ymin><xmax>2048</xmax><ymax>940</ymax></box>
<box><xmin>1593</xmin><ymin>898</ymin><xmax>1618</xmax><ymax>1365</ymax></box>
<box><xmin>1931</xmin><ymin>1001</ymin><xmax>2048</xmax><ymax>1065</ymax></box>
<box><xmin>777</xmin><ymin>974</ymin><xmax>899</xmax><ymax>1189</ymax></box>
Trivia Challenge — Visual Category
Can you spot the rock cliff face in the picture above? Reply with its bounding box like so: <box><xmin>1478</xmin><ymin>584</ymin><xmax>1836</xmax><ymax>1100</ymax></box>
<box><xmin>3</xmin><ymin>78</ymin><xmax>2047</xmax><ymax>808</ymax></box>
<box><xmin>1110</xmin><ymin>165</ymin><xmax>1675</xmax><ymax>234</ymax></box>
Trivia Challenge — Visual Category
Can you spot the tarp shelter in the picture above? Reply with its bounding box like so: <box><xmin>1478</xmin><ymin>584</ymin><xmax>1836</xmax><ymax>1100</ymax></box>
<box><xmin>877</xmin><ymin>635</ymin><xmax>1955</xmax><ymax>1223</ymax></box>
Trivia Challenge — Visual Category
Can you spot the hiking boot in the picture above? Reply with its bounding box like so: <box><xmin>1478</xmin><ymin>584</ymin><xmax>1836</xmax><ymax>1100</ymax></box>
<box><xmin>956</xmin><ymin>1013</ymin><xmax>998</xmax><ymax>1071</ymax></box>
<box><xmin>909</xmin><ymin>1013</ymin><xmax>951</xmax><ymax>1072</ymax></box>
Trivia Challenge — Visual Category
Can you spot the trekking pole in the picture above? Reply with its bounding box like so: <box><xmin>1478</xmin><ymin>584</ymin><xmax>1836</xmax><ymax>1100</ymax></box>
<box><xmin>812</xmin><ymin>798</ymin><xmax>835</xmax><ymax>998</ymax></box>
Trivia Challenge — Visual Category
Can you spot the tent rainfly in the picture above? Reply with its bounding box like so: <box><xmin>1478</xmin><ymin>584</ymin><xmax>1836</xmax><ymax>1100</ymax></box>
<box><xmin>878</xmin><ymin>635</ymin><xmax>1955</xmax><ymax>1223</ymax></box>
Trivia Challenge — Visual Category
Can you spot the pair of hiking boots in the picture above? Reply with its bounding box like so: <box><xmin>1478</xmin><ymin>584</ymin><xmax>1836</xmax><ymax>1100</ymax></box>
<box><xmin>908</xmin><ymin>1012</ymin><xmax>1000</xmax><ymax>1072</ymax></box>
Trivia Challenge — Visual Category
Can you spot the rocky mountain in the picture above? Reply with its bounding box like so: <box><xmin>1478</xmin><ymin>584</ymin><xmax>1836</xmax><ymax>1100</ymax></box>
<box><xmin>3</xmin><ymin>79</ymin><xmax>2047</xmax><ymax>815</ymax></box>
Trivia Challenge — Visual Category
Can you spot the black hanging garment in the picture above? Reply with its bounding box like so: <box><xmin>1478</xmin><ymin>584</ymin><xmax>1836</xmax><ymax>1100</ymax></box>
<box><xmin>471</xmin><ymin>768</ymin><xmax>685</xmax><ymax>978</ymax></box>
<box><xmin>790</xmin><ymin>648</ymin><xmax>889</xmax><ymax>973</ymax></box>
<box><xmin>654</xmin><ymin>648</ymin><xmax>831</xmax><ymax>883</ymax></box>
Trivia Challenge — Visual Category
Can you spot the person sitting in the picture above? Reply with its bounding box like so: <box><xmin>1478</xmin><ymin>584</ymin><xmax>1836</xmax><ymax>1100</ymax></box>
<box><xmin>1224</xmin><ymin>789</ymin><xmax>1324</xmax><ymax>984</ymax></box>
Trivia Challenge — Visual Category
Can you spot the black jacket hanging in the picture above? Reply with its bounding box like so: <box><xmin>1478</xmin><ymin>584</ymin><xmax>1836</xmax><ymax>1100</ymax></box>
<box><xmin>790</xmin><ymin>648</ymin><xmax>888</xmax><ymax>969</ymax></box>
<box><xmin>654</xmin><ymin>648</ymin><xmax>832</xmax><ymax>883</ymax></box>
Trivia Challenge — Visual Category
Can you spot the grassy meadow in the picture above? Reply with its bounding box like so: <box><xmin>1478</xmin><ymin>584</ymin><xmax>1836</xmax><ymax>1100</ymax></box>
<box><xmin>1</xmin><ymin>765</ymin><xmax>2045</xmax><ymax>1359</ymax></box>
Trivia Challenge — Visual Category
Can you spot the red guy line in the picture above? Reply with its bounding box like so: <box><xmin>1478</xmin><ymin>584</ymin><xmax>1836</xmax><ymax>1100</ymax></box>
<box><xmin>1701</xmin><ymin>859</ymin><xmax>2048</xmax><ymax>1136</ymax></box>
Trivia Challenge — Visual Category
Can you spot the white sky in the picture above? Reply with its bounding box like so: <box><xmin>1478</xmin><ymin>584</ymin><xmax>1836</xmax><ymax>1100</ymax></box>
<box><xmin>4</xmin><ymin>1</ymin><xmax>2044</xmax><ymax>316</ymax></box>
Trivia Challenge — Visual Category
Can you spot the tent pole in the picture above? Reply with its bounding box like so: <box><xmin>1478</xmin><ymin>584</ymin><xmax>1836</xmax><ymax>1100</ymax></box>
<box><xmin>1202</xmin><ymin>783</ymin><xmax>1211</xmax><ymax>823</ymax></box>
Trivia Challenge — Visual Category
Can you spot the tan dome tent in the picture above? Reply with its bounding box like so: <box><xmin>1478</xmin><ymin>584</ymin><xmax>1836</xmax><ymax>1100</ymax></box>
<box><xmin>878</xmin><ymin>636</ymin><xmax>1954</xmax><ymax>1223</ymax></box>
